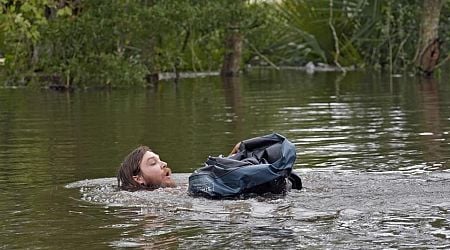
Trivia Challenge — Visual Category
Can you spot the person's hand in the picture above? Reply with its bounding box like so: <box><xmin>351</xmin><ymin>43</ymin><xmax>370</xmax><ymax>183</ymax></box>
<box><xmin>229</xmin><ymin>142</ymin><xmax>241</xmax><ymax>156</ymax></box>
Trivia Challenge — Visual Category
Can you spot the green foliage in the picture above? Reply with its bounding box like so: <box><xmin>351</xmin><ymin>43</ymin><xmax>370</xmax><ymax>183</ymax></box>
<box><xmin>147</xmin><ymin>0</ymin><xmax>268</xmax><ymax>73</ymax></box>
<box><xmin>0</xmin><ymin>0</ymin><xmax>51</xmax><ymax>84</ymax></box>
<box><xmin>1</xmin><ymin>0</ymin><xmax>449</xmax><ymax>88</ymax></box>
<box><xmin>239</xmin><ymin>2</ymin><xmax>281</xmax><ymax>64</ymax></box>
<box><xmin>36</xmin><ymin>1</ymin><xmax>152</xmax><ymax>88</ymax></box>
<box><xmin>64</xmin><ymin>53</ymin><xmax>149</xmax><ymax>88</ymax></box>
<box><xmin>271</xmin><ymin>0</ymin><xmax>442</xmax><ymax>73</ymax></box>
<box><xmin>351</xmin><ymin>0</ymin><xmax>421</xmax><ymax>72</ymax></box>
<box><xmin>274</xmin><ymin>0</ymin><xmax>365</xmax><ymax>66</ymax></box>
<box><xmin>3</xmin><ymin>0</ymin><xmax>266</xmax><ymax>87</ymax></box>
<box><xmin>439</xmin><ymin>2</ymin><xmax>450</xmax><ymax>67</ymax></box>
<box><xmin>146</xmin><ymin>0</ymin><xmax>224</xmax><ymax>72</ymax></box>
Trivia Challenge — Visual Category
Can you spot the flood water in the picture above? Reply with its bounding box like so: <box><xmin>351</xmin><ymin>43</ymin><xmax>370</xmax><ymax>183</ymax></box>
<box><xmin>1</xmin><ymin>69</ymin><xmax>449</xmax><ymax>249</ymax></box>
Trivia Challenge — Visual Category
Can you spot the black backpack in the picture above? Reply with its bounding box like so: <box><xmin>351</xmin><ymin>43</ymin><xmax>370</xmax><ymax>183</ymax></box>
<box><xmin>188</xmin><ymin>133</ymin><xmax>302</xmax><ymax>199</ymax></box>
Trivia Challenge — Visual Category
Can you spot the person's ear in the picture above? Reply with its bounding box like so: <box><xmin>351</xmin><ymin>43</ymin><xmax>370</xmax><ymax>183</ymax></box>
<box><xmin>133</xmin><ymin>175</ymin><xmax>145</xmax><ymax>185</ymax></box>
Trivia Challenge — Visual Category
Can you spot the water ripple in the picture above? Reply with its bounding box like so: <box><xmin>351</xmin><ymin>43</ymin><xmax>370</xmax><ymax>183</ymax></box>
<box><xmin>66</xmin><ymin>170</ymin><xmax>450</xmax><ymax>249</ymax></box>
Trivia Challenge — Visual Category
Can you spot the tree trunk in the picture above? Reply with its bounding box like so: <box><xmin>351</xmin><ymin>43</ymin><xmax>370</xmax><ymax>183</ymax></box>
<box><xmin>220</xmin><ymin>29</ymin><xmax>243</xmax><ymax>77</ymax></box>
<box><xmin>416</xmin><ymin>0</ymin><xmax>443</xmax><ymax>76</ymax></box>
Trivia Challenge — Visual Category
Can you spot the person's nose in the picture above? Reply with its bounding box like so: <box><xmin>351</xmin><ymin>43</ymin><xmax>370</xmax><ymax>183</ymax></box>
<box><xmin>160</xmin><ymin>160</ymin><xmax>167</xmax><ymax>169</ymax></box>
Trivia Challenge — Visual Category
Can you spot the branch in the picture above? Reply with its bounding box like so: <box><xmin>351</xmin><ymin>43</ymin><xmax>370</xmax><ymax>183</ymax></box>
<box><xmin>248</xmin><ymin>43</ymin><xmax>279</xmax><ymax>70</ymax></box>
<box><xmin>328</xmin><ymin>0</ymin><xmax>346</xmax><ymax>74</ymax></box>
<box><xmin>433</xmin><ymin>53</ymin><xmax>450</xmax><ymax>70</ymax></box>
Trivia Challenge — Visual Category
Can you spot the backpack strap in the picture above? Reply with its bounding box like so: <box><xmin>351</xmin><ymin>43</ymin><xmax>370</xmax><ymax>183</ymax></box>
<box><xmin>288</xmin><ymin>171</ymin><xmax>302</xmax><ymax>190</ymax></box>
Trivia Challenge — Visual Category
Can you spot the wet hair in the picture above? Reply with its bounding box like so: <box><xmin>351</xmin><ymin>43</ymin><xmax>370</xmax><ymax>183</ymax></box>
<box><xmin>117</xmin><ymin>145</ymin><xmax>150</xmax><ymax>191</ymax></box>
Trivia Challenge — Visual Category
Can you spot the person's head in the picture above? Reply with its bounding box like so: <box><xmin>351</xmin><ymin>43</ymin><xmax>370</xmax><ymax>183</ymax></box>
<box><xmin>117</xmin><ymin>146</ymin><xmax>176</xmax><ymax>191</ymax></box>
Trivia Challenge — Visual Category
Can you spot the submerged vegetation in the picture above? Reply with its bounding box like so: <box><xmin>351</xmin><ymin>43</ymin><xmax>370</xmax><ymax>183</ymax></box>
<box><xmin>0</xmin><ymin>0</ymin><xmax>449</xmax><ymax>89</ymax></box>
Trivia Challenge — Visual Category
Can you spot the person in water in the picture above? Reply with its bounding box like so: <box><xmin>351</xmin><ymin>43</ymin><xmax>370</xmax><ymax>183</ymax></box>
<box><xmin>117</xmin><ymin>133</ymin><xmax>301</xmax><ymax>197</ymax></box>
<box><xmin>117</xmin><ymin>146</ymin><xmax>176</xmax><ymax>191</ymax></box>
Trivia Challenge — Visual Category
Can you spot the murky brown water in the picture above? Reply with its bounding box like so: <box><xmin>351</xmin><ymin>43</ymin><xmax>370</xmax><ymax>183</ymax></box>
<box><xmin>1</xmin><ymin>70</ymin><xmax>449</xmax><ymax>249</ymax></box>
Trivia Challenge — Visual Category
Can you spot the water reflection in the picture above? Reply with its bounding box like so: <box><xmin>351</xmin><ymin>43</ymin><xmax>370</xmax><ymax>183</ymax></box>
<box><xmin>222</xmin><ymin>76</ymin><xmax>245</xmax><ymax>140</ymax></box>
<box><xmin>417</xmin><ymin>77</ymin><xmax>446</xmax><ymax>165</ymax></box>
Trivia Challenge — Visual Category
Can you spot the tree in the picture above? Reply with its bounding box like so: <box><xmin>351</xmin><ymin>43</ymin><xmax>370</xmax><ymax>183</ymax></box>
<box><xmin>220</xmin><ymin>0</ymin><xmax>269</xmax><ymax>77</ymax></box>
<box><xmin>415</xmin><ymin>0</ymin><xmax>444</xmax><ymax>76</ymax></box>
<box><xmin>220</xmin><ymin>22</ymin><xmax>244</xmax><ymax>77</ymax></box>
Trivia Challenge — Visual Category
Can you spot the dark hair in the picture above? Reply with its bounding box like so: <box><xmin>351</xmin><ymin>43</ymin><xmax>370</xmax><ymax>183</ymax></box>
<box><xmin>117</xmin><ymin>145</ymin><xmax>150</xmax><ymax>191</ymax></box>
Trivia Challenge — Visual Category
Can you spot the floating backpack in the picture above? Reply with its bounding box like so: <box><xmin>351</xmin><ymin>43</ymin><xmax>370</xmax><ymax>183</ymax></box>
<box><xmin>188</xmin><ymin>133</ymin><xmax>302</xmax><ymax>198</ymax></box>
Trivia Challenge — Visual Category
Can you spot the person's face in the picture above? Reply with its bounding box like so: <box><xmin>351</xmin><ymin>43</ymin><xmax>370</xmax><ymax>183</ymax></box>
<box><xmin>133</xmin><ymin>151</ymin><xmax>176</xmax><ymax>188</ymax></box>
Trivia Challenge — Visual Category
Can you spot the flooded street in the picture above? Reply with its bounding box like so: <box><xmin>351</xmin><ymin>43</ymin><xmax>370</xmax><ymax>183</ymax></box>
<box><xmin>1</xmin><ymin>70</ymin><xmax>449</xmax><ymax>248</ymax></box>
